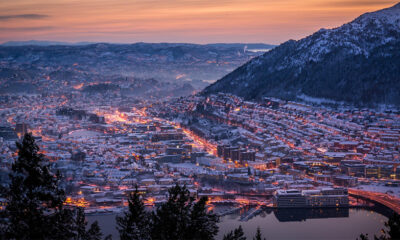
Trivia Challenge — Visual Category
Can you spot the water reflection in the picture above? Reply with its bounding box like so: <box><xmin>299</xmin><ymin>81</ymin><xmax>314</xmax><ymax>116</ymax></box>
<box><xmin>88</xmin><ymin>207</ymin><xmax>389</xmax><ymax>240</ymax></box>
<box><xmin>273</xmin><ymin>208</ymin><xmax>349</xmax><ymax>222</ymax></box>
<box><xmin>217</xmin><ymin>207</ymin><xmax>388</xmax><ymax>240</ymax></box>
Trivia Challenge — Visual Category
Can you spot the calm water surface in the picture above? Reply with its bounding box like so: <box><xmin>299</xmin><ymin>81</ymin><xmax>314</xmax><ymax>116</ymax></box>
<box><xmin>87</xmin><ymin>208</ymin><xmax>387</xmax><ymax>240</ymax></box>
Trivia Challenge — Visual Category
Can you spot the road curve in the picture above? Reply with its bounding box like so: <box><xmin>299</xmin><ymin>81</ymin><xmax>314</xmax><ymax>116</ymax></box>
<box><xmin>349</xmin><ymin>189</ymin><xmax>400</xmax><ymax>215</ymax></box>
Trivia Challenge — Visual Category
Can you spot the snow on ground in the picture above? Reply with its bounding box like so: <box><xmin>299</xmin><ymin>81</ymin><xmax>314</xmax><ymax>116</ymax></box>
<box><xmin>297</xmin><ymin>94</ymin><xmax>344</xmax><ymax>105</ymax></box>
<box><xmin>356</xmin><ymin>184</ymin><xmax>400</xmax><ymax>198</ymax></box>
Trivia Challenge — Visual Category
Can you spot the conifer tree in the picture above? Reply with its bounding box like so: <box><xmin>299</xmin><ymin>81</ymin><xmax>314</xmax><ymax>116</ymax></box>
<box><xmin>2</xmin><ymin>133</ymin><xmax>105</xmax><ymax>240</ymax></box>
<box><xmin>253</xmin><ymin>227</ymin><xmax>266</xmax><ymax>240</ymax></box>
<box><xmin>75</xmin><ymin>207</ymin><xmax>104</xmax><ymax>240</ymax></box>
<box><xmin>4</xmin><ymin>133</ymin><xmax>75</xmax><ymax>239</ymax></box>
<box><xmin>117</xmin><ymin>184</ymin><xmax>219</xmax><ymax>240</ymax></box>
<box><xmin>357</xmin><ymin>234</ymin><xmax>369</xmax><ymax>240</ymax></box>
<box><xmin>116</xmin><ymin>186</ymin><xmax>151</xmax><ymax>240</ymax></box>
<box><xmin>358</xmin><ymin>213</ymin><xmax>400</xmax><ymax>240</ymax></box>
<box><xmin>86</xmin><ymin>221</ymin><xmax>103</xmax><ymax>240</ymax></box>
<box><xmin>223</xmin><ymin>225</ymin><xmax>246</xmax><ymax>240</ymax></box>
<box><xmin>151</xmin><ymin>184</ymin><xmax>193</xmax><ymax>240</ymax></box>
<box><xmin>383</xmin><ymin>213</ymin><xmax>400</xmax><ymax>240</ymax></box>
<box><xmin>186</xmin><ymin>195</ymin><xmax>219</xmax><ymax>240</ymax></box>
<box><xmin>76</xmin><ymin>207</ymin><xmax>88</xmax><ymax>239</ymax></box>
<box><xmin>151</xmin><ymin>184</ymin><xmax>219</xmax><ymax>240</ymax></box>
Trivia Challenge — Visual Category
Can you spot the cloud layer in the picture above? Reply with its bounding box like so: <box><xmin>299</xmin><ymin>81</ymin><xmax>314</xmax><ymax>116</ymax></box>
<box><xmin>0</xmin><ymin>14</ymin><xmax>48</xmax><ymax>21</ymax></box>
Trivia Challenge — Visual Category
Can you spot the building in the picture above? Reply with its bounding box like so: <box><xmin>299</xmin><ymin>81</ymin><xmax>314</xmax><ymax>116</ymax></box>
<box><xmin>15</xmin><ymin>123</ymin><xmax>29</xmax><ymax>136</ymax></box>
<box><xmin>340</xmin><ymin>160</ymin><xmax>365</xmax><ymax>177</ymax></box>
<box><xmin>274</xmin><ymin>189</ymin><xmax>307</xmax><ymax>208</ymax></box>
<box><xmin>0</xmin><ymin>126</ymin><xmax>18</xmax><ymax>141</ymax></box>
<box><xmin>303</xmin><ymin>188</ymin><xmax>349</xmax><ymax>207</ymax></box>
<box><xmin>151</xmin><ymin>132</ymin><xmax>184</xmax><ymax>142</ymax></box>
<box><xmin>365</xmin><ymin>165</ymin><xmax>394</xmax><ymax>179</ymax></box>
<box><xmin>239</xmin><ymin>150</ymin><xmax>256</xmax><ymax>162</ymax></box>
<box><xmin>274</xmin><ymin>188</ymin><xmax>349</xmax><ymax>208</ymax></box>
<box><xmin>333</xmin><ymin>175</ymin><xmax>358</xmax><ymax>187</ymax></box>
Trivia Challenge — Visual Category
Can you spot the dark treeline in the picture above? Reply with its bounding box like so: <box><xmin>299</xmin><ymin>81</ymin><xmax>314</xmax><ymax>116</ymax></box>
<box><xmin>0</xmin><ymin>133</ymin><xmax>399</xmax><ymax>240</ymax></box>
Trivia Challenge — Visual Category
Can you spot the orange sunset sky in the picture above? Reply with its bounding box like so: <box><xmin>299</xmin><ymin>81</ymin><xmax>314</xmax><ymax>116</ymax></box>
<box><xmin>0</xmin><ymin>0</ymin><xmax>398</xmax><ymax>44</ymax></box>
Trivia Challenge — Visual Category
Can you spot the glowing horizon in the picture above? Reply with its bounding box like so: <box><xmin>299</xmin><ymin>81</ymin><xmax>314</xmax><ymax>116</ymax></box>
<box><xmin>0</xmin><ymin>0</ymin><xmax>398</xmax><ymax>45</ymax></box>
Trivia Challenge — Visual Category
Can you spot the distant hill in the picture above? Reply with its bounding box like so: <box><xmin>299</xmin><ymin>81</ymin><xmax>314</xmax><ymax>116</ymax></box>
<box><xmin>206</xmin><ymin>43</ymin><xmax>275</xmax><ymax>50</ymax></box>
<box><xmin>0</xmin><ymin>42</ymin><xmax>274</xmax><ymax>98</ymax></box>
<box><xmin>0</xmin><ymin>42</ymin><xmax>273</xmax><ymax>89</ymax></box>
<box><xmin>1</xmin><ymin>40</ymin><xmax>275</xmax><ymax>50</ymax></box>
<box><xmin>1</xmin><ymin>40</ymin><xmax>95</xmax><ymax>46</ymax></box>
<box><xmin>203</xmin><ymin>3</ymin><xmax>400</xmax><ymax>106</ymax></box>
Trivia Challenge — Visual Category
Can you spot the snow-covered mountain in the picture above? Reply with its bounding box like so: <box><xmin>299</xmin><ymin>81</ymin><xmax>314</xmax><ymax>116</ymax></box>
<box><xmin>204</xmin><ymin>3</ymin><xmax>400</xmax><ymax>106</ymax></box>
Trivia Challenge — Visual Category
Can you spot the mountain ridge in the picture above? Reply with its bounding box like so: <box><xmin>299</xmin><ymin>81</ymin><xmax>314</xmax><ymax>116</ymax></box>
<box><xmin>203</xmin><ymin>3</ymin><xmax>400</xmax><ymax>106</ymax></box>
<box><xmin>1</xmin><ymin>40</ymin><xmax>275</xmax><ymax>50</ymax></box>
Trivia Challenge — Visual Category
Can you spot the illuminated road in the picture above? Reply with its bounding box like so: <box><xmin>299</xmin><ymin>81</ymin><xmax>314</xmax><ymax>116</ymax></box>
<box><xmin>349</xmin><ymin>189</ymin><xmax>400</xmax><ymax>214</ymax></box>
<box><xmin>149</xmin><ymin>112</ymin><xmax>217</xmax><ymax>155</ymax></box>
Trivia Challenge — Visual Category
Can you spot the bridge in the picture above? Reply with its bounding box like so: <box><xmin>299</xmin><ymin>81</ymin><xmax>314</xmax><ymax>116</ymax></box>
<box><xmin>349</xmin><ymin>189</ymin><xmax>400</xmax><ymax>215</ymax></box>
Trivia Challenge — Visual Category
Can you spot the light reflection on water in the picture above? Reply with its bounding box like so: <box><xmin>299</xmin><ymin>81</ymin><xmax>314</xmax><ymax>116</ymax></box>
<box><xmin>87</xmin><ymin>208</ymin><xmax>387</xmax><ymax>240</ymax></box>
